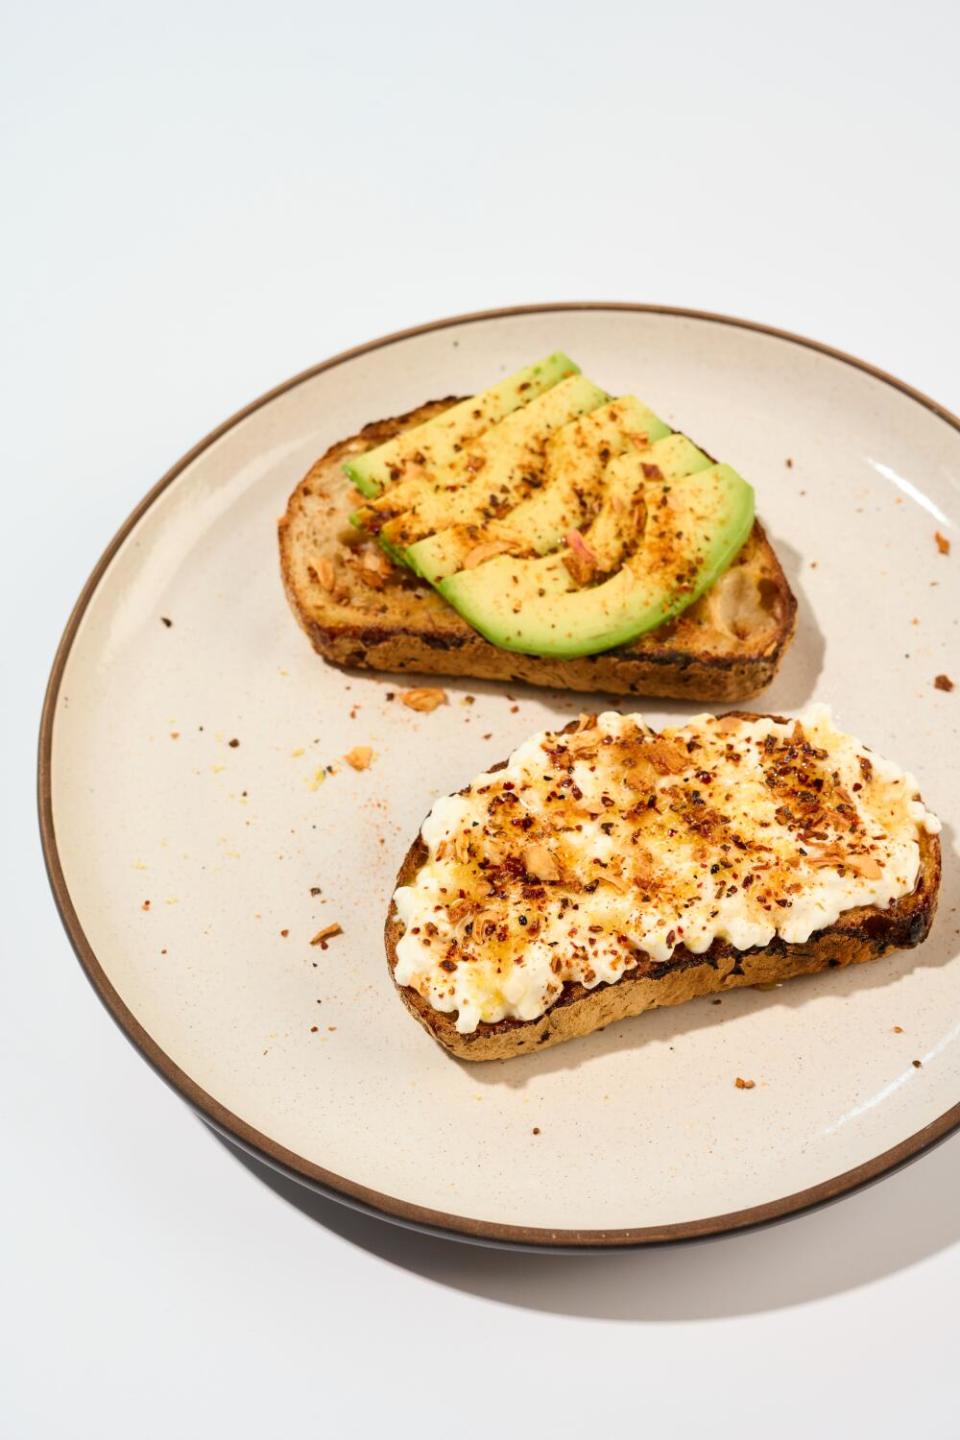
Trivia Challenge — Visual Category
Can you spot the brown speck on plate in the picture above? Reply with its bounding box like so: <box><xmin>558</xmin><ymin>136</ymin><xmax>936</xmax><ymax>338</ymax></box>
<box><xmin>309</xmin><ymin>885</ymin><xmax>322</xmax><ymax>896</ymax></box>
<box><xmin>893</xmin><ymin>1025</ymin><xmax>904</xmax><ymax>1033</ymax></box>
<box><xmin>735</xmin><ymin>1077</ymin><xmax>756</xmax><ymax>1089</ymax></box>
<box><xmin>228</xmin><ymin>737</ymin><xmax>240</xmax><ymax>748</ymax></box>
<box><xmin>532</xmin><ymin>1126</ymin><xmax>541</xmax><ymax>1135</ymax></box>
<box><xmin>343</xmin><ymin>745</ymin><xmax>374</xmax><ymax>770</ymax></box>
<box><xmin>785</xmin><ymin>458</ymin><xmax>793</xmax><ymax>468</ymax></box>
<box><xmin>935</xmin><ymin>530</ymin><xmax>951</xmax><ymax>555</ymax></box>
<box><xmin>160</xmin><ymin>616</ymin><xmax>173</xmax><ymax>628</ymax></box>
<box><xmin>141</xmin><ymin>900</ymin><xmax>151</xmax><ymax>911</ymax></box>
<box><xmin>913</xmin><ymin>1059</ymin><xmax>923</xmax><ymax>1068</ymax></box>
<box><xmin>934</xmin><ymin>673</ymin><xmax>955</xmax><ymax>692</ymax></box>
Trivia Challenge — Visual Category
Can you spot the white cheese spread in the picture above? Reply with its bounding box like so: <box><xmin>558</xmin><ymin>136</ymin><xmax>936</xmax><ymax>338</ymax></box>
<box><xmin>392</xmin><ymin>707</ymin><xmax>940</xmax><ymax>1033</ymax></box>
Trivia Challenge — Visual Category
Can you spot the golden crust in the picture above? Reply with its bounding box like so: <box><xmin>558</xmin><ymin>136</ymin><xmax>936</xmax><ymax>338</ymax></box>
<box><xmin>383</xmin><ymin>719</ymin><xmax>942</xmax><ymax>1062</ymax></box>
<box><xmin>278</xmin><ymin>401</ymin><xmax>797</xmax><ymax>700</ymax></box>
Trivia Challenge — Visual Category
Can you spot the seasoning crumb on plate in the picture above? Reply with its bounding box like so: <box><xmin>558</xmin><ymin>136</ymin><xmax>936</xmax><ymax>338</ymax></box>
<box><xmin>343</xmin><ymin>745</ymin><xmax>374</xmax><ymax>770</ymax></box>
<box><xmin>893</xmin><ymin>1025</ymin><xmax>904</xmax><ymax>1033</ymax></box>
<box><xmin>400</xmin><ymin>687</ymin><xmax>447</xmax><ymax>712</ymax></box>
<box><xmin>160</xmin><ymin>616</ymin><xmax>173</xmax><ymax>628</ymax></box>
<box><xmin>735</xmin><ymin>1077</ymin><xmax>756</xmax><ymax>1090</ymax></box>
<box><xmin>934</xmin><ymin>674</ymin><xmax>955</xmax><ymax>692</ymax></box>
<box><xmin>934</xmin><ymin>530</ymin><xmax>951</xmax><ymax>555</ymax></box>
<box><xmin>310</xmin><ymin>922</ymin><xmax>343</xmax><ymax>948</ymax></box>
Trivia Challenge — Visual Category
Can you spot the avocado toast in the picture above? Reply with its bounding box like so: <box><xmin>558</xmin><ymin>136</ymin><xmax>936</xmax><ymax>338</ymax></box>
<box><xmin>280</xmin><ymin>373</ymin><xmax>797</xmax><ymax>699</ymax></box>
<box><xmin>385</xmin><ymin>710</ymin><xmax>942</xmax><ymax>1061</ymax></box>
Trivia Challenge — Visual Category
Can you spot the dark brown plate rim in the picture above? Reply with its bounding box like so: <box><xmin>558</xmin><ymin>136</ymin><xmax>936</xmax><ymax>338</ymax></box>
<box><xmin>37</xmin><ymin>302</ymin><xmax>960</xmax><ymax>1250</ymax></box>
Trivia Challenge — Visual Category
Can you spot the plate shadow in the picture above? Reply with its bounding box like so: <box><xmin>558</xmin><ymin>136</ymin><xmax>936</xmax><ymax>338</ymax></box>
<box><xmin>209</xmin><ymin>1124</ymin><xmax>960</xmax><ymax>1321</ymax></box>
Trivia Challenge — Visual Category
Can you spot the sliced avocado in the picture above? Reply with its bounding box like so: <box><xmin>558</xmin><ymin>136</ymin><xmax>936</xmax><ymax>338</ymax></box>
<box><xmin>372</xmin><ymin>373</ymin><xmax>610</xmax><ymax>552</ymax></box>
<box><xmin>404</xmin><ymin>396</ymin><xmax>669</xmax><ymax>584</ymax></box>
<box><xmin>581</xmin><ymin>434</ymin><xmax>711</xmax><ymax>573</ymax></box>
<box><xmin>406</xmin><ymin>425</ymin><xmax>707</xmax><ymax>587</ymax></box>
<box><xmin>343</xmin><ymin>351</ymin><xmax>579</xmax><ymax>498</ymax></box>
<box><xmin>438</xmin><ymin>462</ymin><xmax>754</xmax><ymax>658</ymax></box>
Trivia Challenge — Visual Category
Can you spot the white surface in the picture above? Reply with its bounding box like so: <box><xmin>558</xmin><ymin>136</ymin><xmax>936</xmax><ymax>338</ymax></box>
<box><xmin>3</xmin><ymin>1</ymin><xmax>959</xmax><ymax>1435</ymax></box>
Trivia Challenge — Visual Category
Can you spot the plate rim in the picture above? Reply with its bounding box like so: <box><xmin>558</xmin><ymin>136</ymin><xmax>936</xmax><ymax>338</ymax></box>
<box><xmin>37</xmin><ymin>300</ymin><xmax>960</xmax><ymax>1249</ymax></box>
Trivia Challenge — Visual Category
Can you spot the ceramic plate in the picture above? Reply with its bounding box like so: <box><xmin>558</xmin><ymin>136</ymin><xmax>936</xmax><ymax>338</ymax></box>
<box><xmin>40</xmin><ymin>305</ymin><xmax>960</xmax><ymax>1247</ymax></box>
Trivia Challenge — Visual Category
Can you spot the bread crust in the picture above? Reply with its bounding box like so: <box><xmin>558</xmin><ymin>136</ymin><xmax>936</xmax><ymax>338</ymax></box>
<box><xmin>278</xmin><ymin>401</ymin><xmax>798</xmax><ymax>700</ymax></box>
<box><xmin>383</xmin><ymin>721</ymin><xmax>942</xmax><ymax>1062</ymax></box>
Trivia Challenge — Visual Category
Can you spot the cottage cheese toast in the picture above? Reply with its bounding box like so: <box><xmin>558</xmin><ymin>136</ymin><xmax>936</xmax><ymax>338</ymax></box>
<box><xmin>385</xmin><ymin>709</ymin><xmax>941</xmax><ymax>1061</ymax></box>
<box><xmin>279</xmin><ymin>400</ymin><xmax>797</xmax><ymax>700</ymax></box>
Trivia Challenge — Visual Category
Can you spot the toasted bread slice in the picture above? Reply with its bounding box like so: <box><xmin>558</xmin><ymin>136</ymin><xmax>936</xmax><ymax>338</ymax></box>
<box><xmin>279</xmin><ymin>401</ymin><xmax>797</xmax><ymax>700</ymax></box>
<box><xmin>384</xmin><ymin>715</ymin><xmax>941</xmax><ymax>1062</ymax></box>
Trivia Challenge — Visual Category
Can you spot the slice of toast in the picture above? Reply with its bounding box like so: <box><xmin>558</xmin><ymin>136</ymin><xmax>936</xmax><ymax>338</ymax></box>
<box><xmin>279</xmin><ymin>401</ymin><xmax>798</xmax><ymax>700</ymax></box>
<box><xmin>384</xmin><ymin>715</ymin><xmax>941</xmax><ymax>1062</ymax></box>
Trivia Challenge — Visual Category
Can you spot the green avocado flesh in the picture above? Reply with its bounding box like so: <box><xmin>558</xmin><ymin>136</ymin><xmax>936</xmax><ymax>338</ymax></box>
<box><xmin>405</xmin><ymin>397</ymin><xmax>674</xmax><ymax>585</ymax></box>
<box><xmin>342</xmin><ymin>351</ymin><xmax>578</xmax><ymax>498</ymax></box>
<box><xmin>437</xmin><ymin>462</ymin><xmax>755</xmax><ymax>658</ymax></box>
<box><xmin>367</xmin><ymin>373</ymin><xmax>610</xmax><ymax>556</ymax></box>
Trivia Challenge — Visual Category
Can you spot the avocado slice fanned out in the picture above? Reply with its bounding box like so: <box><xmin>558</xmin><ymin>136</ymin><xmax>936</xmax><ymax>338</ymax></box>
<box><xmin>438</xmin><ymin>462</ymin><xmax>755</xmax><ymax>658</ymax></box>
<box><xmin>369</xmin><ymin>373</ymin><xmax>610</xmax><ymax>551</ymax></box>
<box><xmin>405</xmin><ymin>396</ymin><xmax>672</xmax><ymax>585</ymax></box>
<box><xmin>343</xmin><ymin>351</ymin><xmax>579</xmax><ymax>498</ymax></box>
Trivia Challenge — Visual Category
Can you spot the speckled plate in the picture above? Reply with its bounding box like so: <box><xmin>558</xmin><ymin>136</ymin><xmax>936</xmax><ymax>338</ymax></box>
<box><xmin>39</xmin><ymin>305</ymin><xmax>960</xmax><ymax>1247</ymax></box>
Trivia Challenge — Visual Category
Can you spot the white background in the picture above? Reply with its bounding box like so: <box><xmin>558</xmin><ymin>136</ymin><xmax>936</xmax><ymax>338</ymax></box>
<box><xmin>4</xmin><ymin>2</ymin><xmax>959</xmax><ymax>1435</ymax></box>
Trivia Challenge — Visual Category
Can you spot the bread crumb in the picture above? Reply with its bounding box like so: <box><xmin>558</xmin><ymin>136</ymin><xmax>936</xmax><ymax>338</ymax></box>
<box><xmin>734</xmin><ymin>1077</ymin><xmax>756</xmax><ymax>1089</ymax></box>
<box><xmin>400</xmin><ymin>687</ymin><xmax>448</xmax><ymax>712</ymax></box>
<box><xmin>893</xmin><ymin>1025</ymin><xmax>904</xmax><ymax>1033</ymax></box>
<box><xmin>310</xmin><ymin>922</ymin><xmax>343</xmax><ymax>948</ymax></box>
<box><xmin>170</xmin><ymin>732</ymin><xmax>180</xmax><ymax>740</ymax></box>
<box><xmin>343</xmin><ymin>745</ymin><xmax>374</xmax><ymax>771</ymax></box>
<box><xmin>934</xmin><ymin>530</ymin><xmax>951</xmax><ymax>555</ymax></box>
<box><xmin>934</xmin><ymin>674</ymin><xmax>954</xmax><ymax>692</ymax></box>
